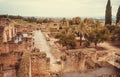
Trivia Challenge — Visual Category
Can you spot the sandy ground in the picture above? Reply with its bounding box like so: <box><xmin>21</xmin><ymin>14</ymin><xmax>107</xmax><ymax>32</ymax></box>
<box><xmin>98</xmin><ymin>42</ymin><xmax>120</xmax><ymax>51</ymax></box>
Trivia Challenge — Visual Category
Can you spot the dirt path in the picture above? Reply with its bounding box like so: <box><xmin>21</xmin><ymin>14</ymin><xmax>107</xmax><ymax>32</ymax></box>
<box><xmin>98</xmin><ymin>42</ymin><xmax>120</xmax><ymax>68</ymax></box>
<box><xmin>98</xmin><ymin>42</ymin><xmax>120</xmax><ymax>51</ymax></box>
<box><xmin>34</xmin><ymin>30</ymin><xmax>56</xmax><ymax>63</ymax></box>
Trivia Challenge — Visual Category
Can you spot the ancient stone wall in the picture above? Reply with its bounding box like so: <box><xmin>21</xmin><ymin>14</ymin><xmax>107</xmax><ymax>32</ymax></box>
<box><xmin>61</xmin><ymin>48</ymin><xmax>98</xmax><ymax>72</ymax></box>
<box><xmin>3</xmin><ymin>23</ymin><xmax>16</xmax><ymax>43</ymax></box>
<box><xmin>31</xmin><ymin>49</ymin><xmax>50</xmax><ymax>77</ymax></box>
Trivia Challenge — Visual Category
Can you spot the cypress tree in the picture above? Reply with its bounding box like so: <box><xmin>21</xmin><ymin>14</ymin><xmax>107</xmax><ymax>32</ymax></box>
<box><xmin>105</xmin><ymin>0</ymin><xmax>112</xmax><ymax>25</ymax></box>
<box><xmin>116</xmin><ymin>6</ymin><xmax>120</xmax><ymax>24</ymax></box>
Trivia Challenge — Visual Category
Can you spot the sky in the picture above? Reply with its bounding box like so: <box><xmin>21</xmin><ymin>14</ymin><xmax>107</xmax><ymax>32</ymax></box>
<box><xmin>0</xmin><ymin>0</ymin><xmax>119</xmax><ymax>17</ymax></box>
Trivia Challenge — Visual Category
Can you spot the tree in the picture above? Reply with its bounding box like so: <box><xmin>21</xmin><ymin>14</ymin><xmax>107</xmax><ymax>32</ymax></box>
<box><xmin>57</xmin><ymin>34</ymin><xmax>76</xmax><ymax>49</ymax></box>
<box><xmin>85</xmin><ymin>27</ymin><xmax>111</xmax><ymax>48</ymax></box>
<box><xmin>116</xmin><ymin>6</ymin><xmax>120</xmax><ymax>24</ymax></box>
<box><xmin>95</xmin><ymin>20</ymin><xmax>101</xmax><ymax>27</ymax></box>
<box><xmin>105</xmin><ymin>24</ymin><xmax>116</xmax><ymax>33</ymax></box>
<box><xmin>84</xmin><ymin>18</ymin><xmax>94</xmax><ymax>26</ymax></box>
<box><xmin>43</xmin><ymin>18</ymin><xmax>49</xmax><ymax>23</ymax></box>
<box><xmin>78</xmin><ymin>22</ymin><xmax>85</xmax><ymax>46</ymax></box>
<box><xmin>72</xmin><ymin>21</ymin><xmax>85</xmax><ymax>46</ymax></box>
<box><xmin>106</xmin><ymin>25</ymin><xmax>120</xmax><ymax>41</ymax></box>
<box><xmin>69</xmin><ymin>17</ymin><xmax>81</xmax><ymax>25</ymax></box>
<box><xmin>74</xmin><ymin>17</ymin><xmax>81</xmax><ymax>25</ymax></box>
<box><xmin>37</xmin><ymin>18</ymin><xmax>43</xmax><ymax>24</ymax></box>
<box><xmin>74</xmin><ymin>21</ymin><xmax>88</xmax><ymax>46</ymax></box>
<box><xmin>111</xmin><ymin>26</ymin><xmax>120</xmax><ymax>41</ymax></box>
<box><xmin>105</xmin><ymin>0</ymin><xmax>112</xmax><ymax>25</ymax></box>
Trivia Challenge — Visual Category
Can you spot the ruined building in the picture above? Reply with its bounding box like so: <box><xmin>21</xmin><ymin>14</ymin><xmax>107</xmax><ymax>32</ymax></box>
<box><xmin>0</xmin><ymin>18</ymin><xmax>16</xmax><ymax>54</ymax></box>
<box><xmin>0</xmin><ymin>18</ymin><xmax>16</xmax><ymax>44</ymax></box>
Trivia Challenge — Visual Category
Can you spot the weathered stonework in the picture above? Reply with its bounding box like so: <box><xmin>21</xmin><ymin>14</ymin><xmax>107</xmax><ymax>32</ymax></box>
<box><xmin>60</xmin><ymin>48</ymin><xmax>97</xmax><ymax>72</ymax></box>
<box><xmin>0</xmin><ymin>18</ymin><xmax>16</xmax><ymax>43</ymax></box>
<box><xmin>31</xmin><ymin>49</ymin><xmax>50</xmax><ymax>77</ymax></box>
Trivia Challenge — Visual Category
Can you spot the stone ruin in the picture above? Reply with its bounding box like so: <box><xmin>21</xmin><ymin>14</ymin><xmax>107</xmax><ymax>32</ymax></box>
<box><xmin>0</xmin><ymin>18</ymin><xmax>16</xmax><ymax>44</ymax></box>
<box><xmin>59</xmin><ymin>48</ymin><xmax>98</xmax><ymax>72</ymax></box>
<box><xmin>60</xmin><ymin>48</ymin><xmax>120</xmax><ymax>73</ymax></box>
<box><xmin>31</xmin><ymin>48</ymin><xmax>50</xmax><ymax>77</ymax></box>
<box><xmin>97</xmin><ymin>50</ymin><xmax>120</xmax><ymax>69</ymax></box>
<box><xmin>0</xmin><ymin>50</ymin><xmax>23</xmax><ymax>77</ymax></box>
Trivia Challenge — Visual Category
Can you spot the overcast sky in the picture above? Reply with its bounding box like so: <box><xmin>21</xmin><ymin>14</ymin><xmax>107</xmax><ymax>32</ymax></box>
<box><xmin>0</xmin><ymin>0</ymin><xmax>119</xmax><ymax>17</ymax></box>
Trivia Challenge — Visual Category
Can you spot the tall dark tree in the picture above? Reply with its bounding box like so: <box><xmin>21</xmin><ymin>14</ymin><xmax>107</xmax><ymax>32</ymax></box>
<box><xmin>116</xmin><ymin>6</ymin><xmax>120</xmax><ymax>24</ymax></box>
<box><xmin>105</xmin><ymin>0</ymin><xmax>112</xmax><ymax>25</ymax></box>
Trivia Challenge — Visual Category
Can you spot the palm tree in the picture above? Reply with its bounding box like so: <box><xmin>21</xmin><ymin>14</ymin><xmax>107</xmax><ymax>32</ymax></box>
<box><xmin>78</xmin><ymin>22</ymin><xmax>85</xmax><ymax>46</ymax></box>
<box><xmin>76</xmin><ymin>21</ymin><xmax>87</xmax><ymax>46</ymax></box>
